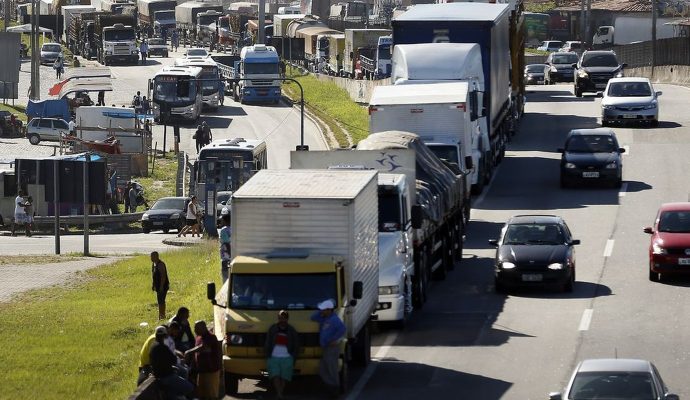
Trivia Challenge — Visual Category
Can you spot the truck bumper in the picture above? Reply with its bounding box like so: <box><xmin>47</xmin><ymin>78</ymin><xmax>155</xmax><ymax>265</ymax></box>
<box><xmin>106</xmin><ymin>55</ymin><xmax>138</xmax><ymax>64</ymax></box>
<box><xmin>241</xmin><ymin>87</ymin><xmax>281</xmax><ymax>103</ymax></box>
<box><xmin>223</xmin><ymin>356</ymin><xmax>322</xmax><ymax>378</ymax></box>
<box><xmin>373</xmin><ymin>293</ymin><xmax>405</xmax><ymax>322</ymax></box>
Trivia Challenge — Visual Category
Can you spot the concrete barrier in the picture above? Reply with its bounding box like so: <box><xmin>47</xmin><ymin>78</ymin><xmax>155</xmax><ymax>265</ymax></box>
<box><xmin>313</xmin><ymin>74</ymin><xmax>391</xmax><ymax>104</ymax></box>
<box><xmin>626</xmin><ymin>65</ymin><xmax>690</xmax><ymax>86</ymax></box>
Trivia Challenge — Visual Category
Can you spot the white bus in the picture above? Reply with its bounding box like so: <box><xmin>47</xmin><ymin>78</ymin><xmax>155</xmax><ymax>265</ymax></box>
<box><xmin>174</xmin><ymin>57</ymin><xmax>222</xmax><ymax>111</ymax></box>
<box><xmin>151</xmin><ymin>66</ymin><xmax>203</xmax><ymax>123</ymax></box>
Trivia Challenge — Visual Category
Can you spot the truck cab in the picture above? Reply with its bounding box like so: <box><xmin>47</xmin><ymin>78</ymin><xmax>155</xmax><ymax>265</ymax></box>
<box><xmin>593</xmin><ymin>25</ymin><xmax>614</xmax><ymax>46</ymax></box>
<box><xmin>100</xmin><ymin>22</ymin><xmax>138</xmax><ymax>65</ymax></box>
<box><xmin>236</xmin><ymin>44</ymin><xmax>282</xmax><ymax>104</ymax></box>
<box><xmin>153</xmin><ymin>10</ymin><xmax>176</xmax><ymax>32</ymax></box>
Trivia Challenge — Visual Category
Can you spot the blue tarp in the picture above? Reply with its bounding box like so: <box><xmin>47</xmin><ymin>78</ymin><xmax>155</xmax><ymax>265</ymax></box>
<box><xmin>25</xmin><ymin>99</ymin><xmax>70</xmax><ymax>122</ymax></box>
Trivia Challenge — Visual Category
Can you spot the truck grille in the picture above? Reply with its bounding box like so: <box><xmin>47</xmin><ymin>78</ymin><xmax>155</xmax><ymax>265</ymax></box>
<box><xmin>113</xmin><ymin>44</ymin><xmax>130</xmax><ymax>55</ymax></box>
<box><xmin>250</xmin><ymin>79</ymin><xmax>273</xmax><ymax>86</ymax></box>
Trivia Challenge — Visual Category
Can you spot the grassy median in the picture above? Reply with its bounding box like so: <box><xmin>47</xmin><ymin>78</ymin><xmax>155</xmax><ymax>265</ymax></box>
<box><xmin>0</xmin><ymin>241</ymin><xmax>220</xmax><ymax>399</ymax></box>
<box><xmin>283</xmin><ymin>68</ymin><xmax>369</xmax><ymax>147</ymax></box>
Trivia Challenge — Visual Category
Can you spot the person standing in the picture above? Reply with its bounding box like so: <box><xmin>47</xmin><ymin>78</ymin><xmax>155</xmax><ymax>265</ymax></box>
<box><xmin>149</xmin><ymin>326</ymin><xmax>194</xmax><ymax>397</ymax></box>
<box><xmin>265</xmin><ymin>310</ymin><xmax>299</xmax><ymax>400</ymax></box>
<box><xmin>97</xmin><ymin>90</ymin><xmax>105</xmax><ymax>106</ymax></box>
<box><xmin>311</xmin><ymin>299</ymin><xmax>346</xmax><ymax>396</ymax></box>
<box><xmin>140</xmin><ymin>40</ymin><xmax>149</xmax><ymax>64</ymax></box>
<box><xmin>129</xmin><ymin>182</ymin><xmax>139</xmax><ymax>213</ymax></box>
<box><xmin>219</xmin><ymin>212</ymin><xmax>231</xmax><ymax>283</ymax></box>
<box><xmin>185</xmin><ymin>320</ymin><xmax>222</xmax><ymax>400</ymax></box>
<box><xmin>11</xmin><ymin>190</ymin><xmax>28</xmax><ymax>237</ymax></box>
<box><xmin>68</xmin><ymin>116</ymin><xmax>76</xmax><ymax>136</ymax></box>
<box><xmin>151</xmin><ymin>251</ymin><xmax>169</xmax><ymax>320</ymax></box>
<box><xmin>171</xmin><ymin>29</ymin><xmax>179</xmax><ymax>51</ymax></box>
<box><xmin>53</xmin><ymin>56</ymin><xmax>64</xmax><ymax>79</ymax></box>
<box><xmin>141</xmin><ymin>96</ymin><xmax>150</xmax><ymax>115</ymax></box>
<box><xmin>194</xmin><ymin>124</ymin><xmax>204</xmax><ymax>153</ymax></box>
<box><xmin>201</xmin><ymin>121</ymin><xmax>212</xmax><ymax>146</ymax></box>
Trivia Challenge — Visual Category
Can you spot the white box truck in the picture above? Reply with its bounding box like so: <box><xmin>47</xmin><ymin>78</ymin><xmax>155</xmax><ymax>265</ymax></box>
<box><xmin>206</xmin><ymin>169</ymin><xmax>379</xmax><ymax>395</ymax></box>
<box><xmin>75</xmin><ymin>106</ymin><xmax>144</xmax><ymax>153</ymax></box>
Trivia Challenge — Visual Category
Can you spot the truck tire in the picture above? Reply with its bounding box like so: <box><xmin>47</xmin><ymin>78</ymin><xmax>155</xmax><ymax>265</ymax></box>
<box><xmin>224</xmin><ymin>372</ymin><xmax>239</xmax><ymax>395</ymax></box>
<box><xmin>351</xmin><ymin>323</ymin><xmax>371</xmax><ymax>367</ymax></box>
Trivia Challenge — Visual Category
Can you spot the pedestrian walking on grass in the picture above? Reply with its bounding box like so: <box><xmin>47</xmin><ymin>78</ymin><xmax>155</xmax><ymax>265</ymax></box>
<box><xmin>151</xmin><ymin>251</ymin><xmax>169</xmax><ymax>320</ymax></box>
<box><xmin>311</xmin><ymin>299</ymin><xmax>345</xmax><ymax>397</ymax></box>
<box><xmin>219</xmin><ymin>212</ymin><xmax>231</xmax><ymax>283</ymax></box>
<box><xmin>265</xmin><ymin>310</ymin><xmax>299</xmax><ymax>400</ymax></box>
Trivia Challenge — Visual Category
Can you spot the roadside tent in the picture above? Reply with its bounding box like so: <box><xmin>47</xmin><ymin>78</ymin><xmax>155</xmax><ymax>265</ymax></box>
<box><xmin>6</xmin><ymin>24</ymin><xmax>53</xmax><ymax>42</ymax></box>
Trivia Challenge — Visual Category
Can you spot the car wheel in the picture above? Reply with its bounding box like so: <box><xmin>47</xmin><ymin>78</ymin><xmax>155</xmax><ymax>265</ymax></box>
<box><xmin>601</xmin><ymin>119</ymin><xmax>609</xmax><ymax>127</ymax></box>
<box><xmin>28</xmin><ymin>134</ymin><xmax>40</xmax><ymax>145</ymax></box>
<box><xmin>494</xmin><ymin>277</ymin><xmax>507</xmax><ymax>294</ymax></box>
<box><xmin>224</xmin><ymin>372</ymin><xmax>239</xmax><ymax>395</ymax></box>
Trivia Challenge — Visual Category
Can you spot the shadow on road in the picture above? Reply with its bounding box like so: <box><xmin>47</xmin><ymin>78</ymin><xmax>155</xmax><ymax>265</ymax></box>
<box><xmin>503</xmin><ymin>280</ymin><xmax>613</xmax><ymax>300</ymax></box>
<box><xmin>526</xmin><ymin>89</ymin><xmax>597</xmax><ymax>103</ymax></box>
<box><xmin>624</xmin><ymin>180</ymin><xmax>653</xmax><ymax>193</ymax></box>
<box><xmin>198</xmin><ymin>116</ymin><xmax>233</xmax><ymax>129</ymax></box>
<box><xmin>215</xmin><ymin>106</ymin><xmax>248</xmax><ymax>117</ymax></box>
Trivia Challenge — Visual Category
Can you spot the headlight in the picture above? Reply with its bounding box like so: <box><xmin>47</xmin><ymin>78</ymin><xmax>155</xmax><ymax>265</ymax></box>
<box><xmin>141</xmin><ymin>213</ymin><xmax>149</xmax><ymax>221</ymax></box>
<box><xmin>550</xmin><ymin>66</ymin><xmax>558</xmax><ymax>72</ymax></box>
<box><xmin>170</xmin><ymin>213</ymin><xmax>180</xmax><ymax>219</ymax></box>
<box><xmin>577</xmin><ymin>70</ymin><xmax>589</xmax><ymax>78</ymax></box>
<box><xmin>605</xmin><ymin>162</ymin><xmax>618</xmax><ymax>169</ymax></box>
<box><xmin>565</xmin><ymin>162</ymin><xmax>577</xmax><ymax>169</ymax></box>
<box><xmin>615</xmin><ymin>71</ymin><xmax>624</xmax><ymax>78</ymax></box>
<box><xmin>602</xmin><ymin>105</ymin><xmax>615</xmax><ymax>110</ymax></box>
<box><xmin>501</xmin><ymin>261</ymin><xmax>516</xmax><ymax>269</ymax></box>
<box><xmin>548</xmin><ymin>262</ymin><xmax>564</xmax><ymax>270</ymax></box>
<box><xmin>643</xmin><ymin>103</ymin><xmax>657</xmax><ymax>110</ymax></box>
<box><xmin>379</xmin><ymin>285</ymin><xmax>400</xmax><ymax>295</ymax></box>
<box><xmin>652</xmin><ymin>243</ymin><xmax>667</xmax><ymax>255</ymax></box>
<box><xmin>132</xmin><ymin>50</ymin><xmax>138</xmax><ymax>54</ymax></box>
<box><xmin>229</xmin><ymin>334</ymin><xmax>243</xmax><ymax>345</ymax></box>
<box><xmin>213</xmin><ymin>95</ymin><xmax>218</xmax><ymax>99</ymax></box>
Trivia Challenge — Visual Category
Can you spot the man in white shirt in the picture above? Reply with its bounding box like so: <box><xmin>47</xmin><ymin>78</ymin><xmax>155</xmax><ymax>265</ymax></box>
<box><xmin>12</xmin><ymin>190</ymin><xmax>28</xmax><ymax>237</ymax></box>
<box><xmin>68</xmin><ymin>117</ymin><xmax>76</xmax><ymax>136</ymax></box>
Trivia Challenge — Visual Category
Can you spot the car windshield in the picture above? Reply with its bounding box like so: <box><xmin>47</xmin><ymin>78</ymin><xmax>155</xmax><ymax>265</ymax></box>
<box><xmin>187</xmin><ymin>49</ymin><xmax>207</xmax><ymax>57</ymax></box>
<box><xmin>566</xmin><ymin>135</ymin><xmax>617</xmax><ymax>153</ymax></box>
<box><xmin>568</xmin><ymin>371</ymin><xmax>656</xmax><ymax>400</ymax></box>
<box><xmin>553</xmin><ymin>54</ymin><xmax>579</xmax><ymax>64</ymax></box>
<box><xmin>244</xmin><ymin>62</ymin><xmax>279</xmax><ymax>74</ymax></box>
<box><xmin>217</xmin><ymin>193</ymin><xmax>232</xmax><ymax>204</ymax></box>
<box><xmin>231</xmin><ymin>273</ymin><xmax>337</xmax><ymax>310</ymax></box>
<box><xmin>503</xmin><ymin>223</ymin><xmax>565</xmax><ymax>245</ymax></box>
<box><xmin>151</xmin><ymin>198</ymin><xmax>185</xmax><ymax>210</ymax></box>
<box><xmin>43</xmin><ymin>44</ymin><xmax>61</xmax><ymax>52</ymax></box>
<box><xmin>607</xmin><ymin>82</ymin><xmax>652</xmax><ymax>97</ymax></box>
<box><xmin>582</xmin><ymin>53</ymin><xmax>619</xmax><ymax>67</ymax></box>
<box><xmin>658</xmin><ymin>211</ymin><xmax>690</xmax><ymax>233</ymax></box>
<box><xmin>526</xmin><ymin>65</ymin><xmax>545</xmax><ymax>72</ymax></box>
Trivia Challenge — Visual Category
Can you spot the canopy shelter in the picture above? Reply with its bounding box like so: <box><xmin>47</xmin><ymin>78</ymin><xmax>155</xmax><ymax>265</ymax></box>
<box><xmin>6</xmin><ymin>24</ymin><xmax>53</xmax><ymax>42</ymax></box>
<box><xmin>49</xmin><ymin>67</ymin><xmax>112</xmax><ymax>96</ymax></box>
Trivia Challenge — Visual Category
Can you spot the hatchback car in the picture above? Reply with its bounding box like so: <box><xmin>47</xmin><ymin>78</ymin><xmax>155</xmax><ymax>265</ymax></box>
<box><xmin>489</xmin><ymin>215</ymin><xmax>579</xmax><ymax>293</ymax></box>
<box><xmin>573</xmin><ymin>50</ymin><xmax>626</xmax><ymax>97</ymax></box>
<box><xmin>537</xmin><ymin>40</ymin><xmax>563</xmax><ymax>52</ymax></box>
<box><xmin>147</xmin><ymin>38</ymin><xmax>169</xmax><ymax>58</ymax></box>
<box><xmin>549</xmin><ymin>358</ymin><xmax>679</xmax><ymax>400</ymax></box>
<box><xmin>544</xmin><ymin>52</ymin><xmax>580</xmax><ymax>84</ymax></box>
<box><xmin>40</xmin><ymin>43</ymin><xmax>63</xmax><ymax>65</ymax></box>
<box><xmin>524</xmin><ymin>64</ymin><xmax>546</xmax><ymax>85</ymax></box>
<box><xmin>559</xmin><ymin>128</ymin><xmax>625</xmax><ymax>188</ymax></box>
<box><xmin>26</xmin><ymin>117</ymin><xmax>70</xmax><ymax>145</ymax></box>
<box><xmin>644</xmin><ymin>203</ymin><xmax>690</xmax><ymax>282</ymax></box>
<box><xmin>141</xmin><ymin>196</ymin><xmax>188</xmax><ymax>233</ymax></box>
<box><xmin>601</xmin><ymin>77</ymin><xmax>661</xmax><ymax>127</ymax></box>
<box><xmin>559</xmin><ymin>40</ymin><xmax>582</xmax><ymax>53</ymax></box>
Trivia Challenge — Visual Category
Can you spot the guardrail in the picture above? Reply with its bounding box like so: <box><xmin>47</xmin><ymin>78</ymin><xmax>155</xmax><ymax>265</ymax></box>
<box><xmin>32</xmin><ymin>212</ymin><xmax>144</xmax><ymax>226</ymax></box>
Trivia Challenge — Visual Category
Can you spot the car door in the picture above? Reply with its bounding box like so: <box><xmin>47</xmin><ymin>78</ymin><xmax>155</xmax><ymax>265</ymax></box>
<box><xmin>37</xmin><ymin>119</ymin><xmax>54</xmax><ymax>139</ymax></box>
<box><xmin>52</xmin><ymin>119</ymin><xmax>69</xmax><ymax>139</ymax></box>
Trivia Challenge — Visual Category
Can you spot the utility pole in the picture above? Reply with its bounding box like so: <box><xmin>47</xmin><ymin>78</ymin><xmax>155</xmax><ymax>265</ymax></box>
<box><xmin>651</xmin><ymin>0</ymin><xmax>657</xmax><ymax>77</ymax></box>
<box><xmin>30</xmin><ymin>0</ymin><xmax>40</xmax><ymax>100</ymax></box>
<box><xmin>580</xmin><ymin>0</ymin><xmax>585</xmax><ymax>45</ymax></box>
<box><xmin>586</xmin><ymin>0</ymin><xmax>592</xmax><ymax>48</ymax></box>
<box><xmin>4</xmin><ymin>0</ymin><xmax>9</xmax><ymax>32</ymax></box>
<box><xmin>83</xmin><ymin>153</ymin><xmax>90</xmax><ymax>256</ymax></box>
<box><xmin>257</xmin><ymin>0</ymin><xmax>265</xmax><ymax>44</ymax></box>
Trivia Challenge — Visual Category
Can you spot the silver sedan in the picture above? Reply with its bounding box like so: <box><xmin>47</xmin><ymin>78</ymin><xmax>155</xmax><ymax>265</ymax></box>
<box><xmin>600</xmin><ymin>77</ymin><xmax>661</xmax><ymax>127</ymax></box>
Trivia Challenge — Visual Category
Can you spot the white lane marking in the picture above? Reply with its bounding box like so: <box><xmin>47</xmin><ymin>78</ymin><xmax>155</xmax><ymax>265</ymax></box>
<box><xmin>623</xmin><ymin>145</ymin><xmax>630</xmax><ymax>155</ymax></box>
<box><xmin>579</xmin><ymin>309</ymin><xmax>594</xmax><ymax>331</ymax></box>
<box><xmin>619</xmin><ymin>182</ymin><xmax>628</xmax><ymax>197</ymax></box>
<box><xmin>346</xmin><ymin>330</ymin><xmax>399</xmax><ymax>400</ymax></box>
<box><xmin>603</xmin><ymin>239</ymin><xmax>615</xmax><ymax>258</ymax></box>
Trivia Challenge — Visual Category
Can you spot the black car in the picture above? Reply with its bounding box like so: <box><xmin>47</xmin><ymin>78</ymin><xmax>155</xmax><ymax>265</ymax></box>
<box><xmin>489</xmin><ymin>215</ymin><xmax>579</xmax><ymax>293</ymax></box>
<box><xmin>573</xmin><ymin>50</ymin><xmax>627</xmax><ymax>97</ymax></box>
<box><xmin>544</xmin><ymin>52</ymin><xmax>579</xmax><ymax>84</ymax></box>
<box><xmin>559</xmin><ymin>128</ymin><xmax>625</xmax><ymax>188</ymax></box>
<box><xmin>524</xmin><ymin>64</ymin><xmax>546</xmax><ymax>85</ymax></box>
<box><xmin>141</xmin><ymin>196</ymin><xmax>187</xmax><ymax>234</ymax></box>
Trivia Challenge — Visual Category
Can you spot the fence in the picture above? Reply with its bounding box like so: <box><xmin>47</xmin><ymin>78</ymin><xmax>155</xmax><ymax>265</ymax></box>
<box><xmin>613</xmin><ymin>37</ymin><xmax>690</xmax><ymax>68</ymax></box>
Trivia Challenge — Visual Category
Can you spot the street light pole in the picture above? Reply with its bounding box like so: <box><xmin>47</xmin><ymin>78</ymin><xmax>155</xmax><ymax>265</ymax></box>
<box><xmin>652</xmin><ymin>0</ymin><xmax>657</xmax><ymax>77</ymax></box>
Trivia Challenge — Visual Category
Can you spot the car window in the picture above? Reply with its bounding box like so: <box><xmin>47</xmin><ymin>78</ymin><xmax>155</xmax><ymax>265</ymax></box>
<box><xmin>582</xmin><ymin>53</ymin><xmax>619</xmax><ymax>67</ymax></box>
<box><xmin>553</xmin><ymin>53</ymin><xmax>579</xmax><ymax>64</ymax></box>
<box><xmin>526</xmin><ymin>65</ymin><xmax>544</xmax><ymax>72</ymax></box>
<box><xmin>151</xmin><ymin>198</ymin><xmax>186</xmax><ymax>210</ymax></box>
<box><xmin>566</xmin><ymin>135</ymin><xmax>617</xmax><ymax>153</ymax></box>
<box><xmin>568</xmin><ymin>371</ymin><xmax>657</xmax><ymax>399</ymax></box>
<box><xmin>569</xmin><ymin>42</ymin><xmax>581</xmax><ymax>49</ymax></box>
<box><xmin>658</xmin><ymin>211</ymin><xmax>690</xmax><ymax>233</ymax></box>
<box><xmin>503</xmin><ymin>223</ymin><xmax>565</xmax><ymax>245</ymax></box>
<box><xmin>607</xmin><ymin>82</ymin><xmax>652</xmax><ymax>97</ymax></box>
<box><xmin>39</xmin><ymin>120</ymin><xmax>52</xmax><ymax>128</ymax></box>
<box><xmin>53</xmin><ymin>120</ymin><xmax>68</xmax><ymax>129</ymax></box>
<box><xmin>42</xmin><ymin>44</ymin><xmax>61</xmax><ymax>52</ymax></box>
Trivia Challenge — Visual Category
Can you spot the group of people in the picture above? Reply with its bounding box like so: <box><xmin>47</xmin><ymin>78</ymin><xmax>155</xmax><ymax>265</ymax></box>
<box><xmin>194</xmin><ymin>121</ymin><xmax>213</xmax><ymax>153</ymax></box>
<box><xmin>132</xmin><ymin>91</ymin><xmax>151</xmax><ymax>115</ymax></box>
<box><xmin>138</xmin><ymin>307</ymin><xmax>222</xmax><ymax>399</ymax></box>
<box><xmin>11</xmin><ymin>189</ymin><xmax>33</xmax><ymax>237</ymax></box>
<box><xmin>124</xmin><ymin>181</ymin><xmax>149</xmax><ymax>213</ymax></box>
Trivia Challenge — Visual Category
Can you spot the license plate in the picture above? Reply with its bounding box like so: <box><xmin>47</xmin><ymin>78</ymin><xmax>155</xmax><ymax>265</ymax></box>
<box><xmin>623</xmin><ymin>114</ymin><xmax>637</xmax><ymax>119</ymax></box>
<box><xmin>522</xmin><ymin>274</ymin><xmax>543</xmax><ymax>282</ymax></box>
<box><xmin>679</xmin><ymin>258</ymin><xmax>690</xmax><ymax>265</ymax></box>
<box><xmin>582</xmin><ymin>171</ymin><xmax>600</xmax><ymax>178</ymax></box>
<box><xmin>153</xmin><ymin>222</ymin><xmax>164</xmax><ymax>226</ymax></box>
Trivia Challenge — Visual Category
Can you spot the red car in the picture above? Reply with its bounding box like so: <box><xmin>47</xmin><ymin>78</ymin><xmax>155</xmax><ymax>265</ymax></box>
<box><xmin>644</xmin><ymin>203</ymin><xmax>690</xmax><ymax>282</ymax></box>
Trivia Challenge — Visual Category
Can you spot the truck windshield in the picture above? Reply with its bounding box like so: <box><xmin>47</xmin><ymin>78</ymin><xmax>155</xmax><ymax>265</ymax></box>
<box><xmin>379</xmin><ymin>190</ymin><xmax>402</xmax><ymax>232</ymax></box>
<box><xmin>244</xmin><ymin>62</ymin><xmax>279</xmax><ymax>74</ymax></box>
<box><xmin>428</xmin><ymin>145</ymin><xmax>459</xmax><ymax>165</ymax></box>
<box><xmin>200</xmin><ymin>67</ymin><xmax>220</xmax><ymax>95</ymax></box>
<box><xmin>378</xmin><ymin>44</ymin><xmax>391</xmax><ymax>60</ymax></box>
<box><xmin>198</xmin><ymin>15</ymin><xmax>217</xmax><ymax>26</ymax></box>
<box><xmin>104</xmin><ymin>29</ymin><xmax>135</xmax><ymax>41</ymax></box>
<box><xmin>155</xmin><ymin>11</ymin><xmax>174</xmax><ymax>21</ymax></box>
<box><xmin>231</xmin><ymin>273</ymin><xmax>337</xmax><ymax>310</ymax></box>
<box><xmin>153</xmin><ymin>76</ymin><xmax>196</xmax><ymax>102</ymax></box>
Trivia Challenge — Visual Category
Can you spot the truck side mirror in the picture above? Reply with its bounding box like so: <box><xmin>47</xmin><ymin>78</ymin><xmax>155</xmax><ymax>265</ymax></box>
<box><xmin>207</xmin><ymin>282</ymin><xmax>216</xmax><ymax>302</ymax></box>
<box><xmin>353</xmin><ymin>281</ymin><xmax>363</xmax><ymax>299</ymax></box>
<box><xmin>465</xmin><ymin>156</ymin><xmax>474</xmax><ymax>170</ymax></box>
<box><xmin>411</xmin><ymin>204</ymin><xmax>423</xmax><ymax>229</ymax></box>
<box><xmin>470</xmin><ymin>91</ymin><xmax>478</xmax><ymax>121</ymax></box>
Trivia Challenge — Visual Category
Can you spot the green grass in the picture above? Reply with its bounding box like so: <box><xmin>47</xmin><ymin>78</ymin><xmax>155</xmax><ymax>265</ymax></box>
<box><xmin>0</xmin><ymin>103</ymin><xmax>27</xmax><ymax>123</ymax></box>
<box><xmin>0</xmin><ymin>241</ymin><xmax>221</xmax><ymax>399</ymax></box>
<box><xmin>283</xmin><ymin>67</ymin><xmax>370</xmax><ymax>147</ymax></box>
<box><xmin>137</xmin><ymin>152</ymin><xmax>178</xmax><ymax>208</ymax></box>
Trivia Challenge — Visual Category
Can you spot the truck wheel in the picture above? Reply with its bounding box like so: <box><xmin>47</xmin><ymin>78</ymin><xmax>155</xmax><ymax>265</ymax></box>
<box><xmin>351</xmin><ymin>323</ymin><xmax>371</xmax><ymax>367</ymax></box>
<box><xmin>224</xmin><ymin>372</ymin><xmax>239</xmax><ymax>395</ymax></box>
<box><xmin>433</xmin><ymin>241</ymin><xmax>448</xmax><ymax>281</ymax></box>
